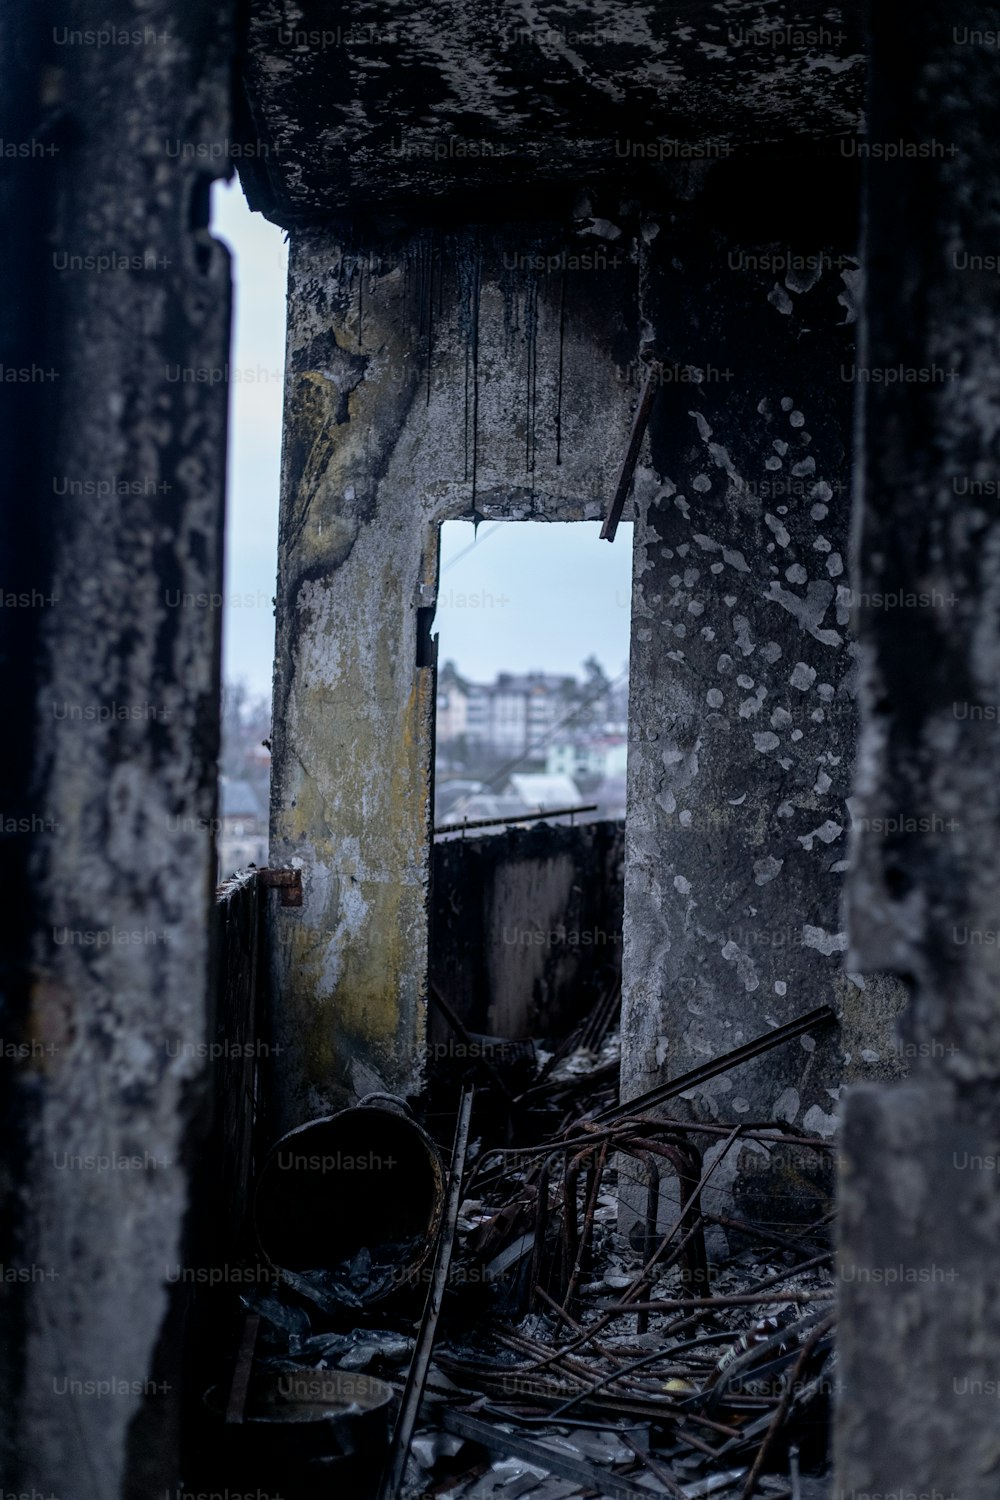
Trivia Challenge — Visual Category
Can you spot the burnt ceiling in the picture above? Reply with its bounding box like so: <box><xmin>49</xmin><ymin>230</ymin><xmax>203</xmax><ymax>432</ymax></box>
<box><xmin>238</xmin><ymin>1</ymin><xmax>865</xmax><ymax>224</ymax></box>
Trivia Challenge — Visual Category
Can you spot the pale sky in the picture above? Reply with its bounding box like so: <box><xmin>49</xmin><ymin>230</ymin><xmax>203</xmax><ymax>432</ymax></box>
<box><xmin>211</xmin><ymin>180</ymin><xmax>633</xmax><ymax>698</ymax></box>
<box><xmin>436</xmin><ymin>520</ymin><xmax>632</xmax><ymax>685</ymax></box>
<box><xmin>211</xmin><ymin>179</ymin><xmax>287</xmax><ymax>701</ymax></box>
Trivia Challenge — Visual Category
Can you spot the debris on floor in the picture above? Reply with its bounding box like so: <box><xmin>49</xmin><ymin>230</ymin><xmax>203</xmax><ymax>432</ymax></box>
<box><xmin>200</xmin><ymin>1007</ymin><xmax>837</xmax><ymax>1500</ymax></box>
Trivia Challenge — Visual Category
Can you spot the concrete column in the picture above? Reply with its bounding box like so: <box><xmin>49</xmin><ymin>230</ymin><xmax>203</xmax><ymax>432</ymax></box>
<box><xmin>619</xmin><ymin>166</ymin><xmax>905</xmax><ymax>1232</ymax></box>
<box><xmin>0</xmin><ymin>2</ymin><xmax>234</xmax><ymax>1494</ymax></box>
<box><xmin>837</xmin><ymin>7</ymin><xmax>1000</xmax><ymax>1496</ymax></box>
<box><xmin>268</xmin><ymin>222</ymin><xmax>635</xmax><ymax>1128</ymax></box>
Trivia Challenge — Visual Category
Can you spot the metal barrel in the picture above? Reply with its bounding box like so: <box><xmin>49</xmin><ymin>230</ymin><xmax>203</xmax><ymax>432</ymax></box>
<box><xmin>254</xmin><ymin>1100</ymin><xmax>445</xmax><ymax>1304</ymax></box>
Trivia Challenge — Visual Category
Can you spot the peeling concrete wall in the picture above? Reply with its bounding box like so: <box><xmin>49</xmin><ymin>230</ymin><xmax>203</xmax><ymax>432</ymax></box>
<box><xmin>430</xmin><ymin>820</ymin><xmax>624</xmax><ymax>1042</ymax></box>
<box><xmin>0</xmin><ymin>2</ymin><xmax>234</xmax><ymax>1494</ymax></box>
<box><xmin>837</xmin><ymin>7</ymin><xmax>1000</xmax><ymax>1497</ymax></box>
<box><xmin>268</xmin><ymin>222</ymin><xmax>636</xmax><ymax>1128</ymax></box>
<box><xmin>238</xmin><ymin>0</ymin><xmax>901</xmax><ymax>1311</ymax></box>
<box><xmin>619</xmin><ymin>167</ymin><xmax>906</xmax><ymax>1232</ymax></box>
<box><xmin>269</xmin><ymin>177</ymin><xmax>906</xmax><ymax>1170</ymax></box>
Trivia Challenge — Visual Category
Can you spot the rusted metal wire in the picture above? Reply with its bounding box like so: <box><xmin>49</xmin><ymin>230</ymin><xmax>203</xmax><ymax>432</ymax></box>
<box><xmin>519</xmin><ymin>1125</ymin><xmax>746</xmax><ymax>1374</ymax></box>
<box><xmin>702</xmin><ymin>1211</ymin><xmax>828</xmax><ymax>1260</ymax></box>
<box><xmin>619</xmin><ymin>1133</ymin><xmax>709</xmax><ymax>1296</ymax></box>
<box><xmin>229</xmin><ymin>968</ymin><xmax>839</xmax><ymax>1500</ymax></box>
<box><xmin>562</xmin><ymin>1141</ymin><xmax>607</xmax><ymax>1311</ymax></box>
<box><xmin>626</xmin><ymin>1146</ymin><xmax>661</xmax><ymax>1335</ymax></box>
<box><xmin>703</xmin><ymin>1308</ymin><xmax>832</xmax><ymax>1421</ymax></box>
<box><xmin>739</xmin><ymin>1314</ymin><xmax>836</xmax><ymax>1500</ymax></box>
<box><xmin>622</xmin><ymin>1434</ymin><xmax>689</xmax><ymax>1500</ymax></box>
<box><xmin>534</xmin><ymin>1283</ymin><xmax>584</xmax><ymax>1334</ymax></box>
<box><xmin>602</xmin><ymin>1290</ymin><xmax>834</xmax><ymax>1314</ymax></box>
<box><xmin>426</xmin><ymin>1003</ymin><xmax>838</xmax><ymax>1499</ymax></box>
<box><xmin>472</xmin><ymin>1117</ymin><xmax>836</xmax><ymax>1163</ymax></box>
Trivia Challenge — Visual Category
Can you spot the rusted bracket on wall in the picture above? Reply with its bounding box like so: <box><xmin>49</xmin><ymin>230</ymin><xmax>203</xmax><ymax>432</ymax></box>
<box><xmin>258</xmin><ymin>867</ymin><xmax>302</xmax><ymax>907</ymax></box>
<box><xmin>600</xmin><ymin>360</ymin><xmax>660</xmax><ymax>543</ymax></box>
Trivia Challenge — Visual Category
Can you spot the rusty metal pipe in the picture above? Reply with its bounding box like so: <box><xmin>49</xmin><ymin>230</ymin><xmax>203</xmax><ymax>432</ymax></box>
<box><xmin>621</xmin><ymin>1134</ymin><xmax>709</xmax><ymax>1297</ymax></box>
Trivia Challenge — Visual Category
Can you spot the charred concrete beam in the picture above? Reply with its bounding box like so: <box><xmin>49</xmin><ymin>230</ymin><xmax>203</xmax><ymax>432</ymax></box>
<box><xmin>239</xmin><ymin>0</ymin><xmax>866</xmax><ymax>224</ymax></box>
<box><xmin>0</xmin><ymin>2</ymin><xmax>235</xmax><ymax>1494</ymax></box>
<box><xmin>838</xmin><ymin>5</ymin><xmax>1000</xmax><ymax>1497</ymax></box>
<box><xmin>267</xmin><ymin>220</ymin><xmax>637</xmax><ymax>1128</ymax></box>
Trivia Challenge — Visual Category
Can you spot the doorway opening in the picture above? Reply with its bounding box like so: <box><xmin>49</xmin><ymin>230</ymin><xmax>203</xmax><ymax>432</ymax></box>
<box><xmin>427</xmin><ymin>517</ymin><xmax>634</xmax><ymax>1084</ymax></box>
<box><xmin>432</xmin><ymin>519</ymin><xmax>633</xmax><ymax>834</ymax></box>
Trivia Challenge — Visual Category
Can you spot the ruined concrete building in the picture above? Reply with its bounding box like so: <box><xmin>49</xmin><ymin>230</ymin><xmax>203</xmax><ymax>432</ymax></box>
<box><xmin>3</xmin><ymin>1</ymin><xmax>1000</xmax><ymax>1496</ymax></box>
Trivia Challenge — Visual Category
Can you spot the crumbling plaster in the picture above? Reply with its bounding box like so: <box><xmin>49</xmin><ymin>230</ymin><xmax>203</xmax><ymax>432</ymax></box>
<box><xmin>619</xmin><ymin>183</ymin><xmax>906</xmax><ymax>1236</ymax></box>
<box><xmin>267</xmin><ymin>222</ymin><xmax>640</xmax><ymax>1126</ymax></box>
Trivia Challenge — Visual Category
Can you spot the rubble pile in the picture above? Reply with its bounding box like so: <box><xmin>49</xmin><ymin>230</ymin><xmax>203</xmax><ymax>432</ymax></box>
<box><xmin>204</xmin><ymin>1007</ymin><xmax>837</xmax><ymax>1500</ymax></box>
<box><xmin>405</xmin><ymin>1101</ymin><xmax>835</xmax><ymax>1500</ymax></box>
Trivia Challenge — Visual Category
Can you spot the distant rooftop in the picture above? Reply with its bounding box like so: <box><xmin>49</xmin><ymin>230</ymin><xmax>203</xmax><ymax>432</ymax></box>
<box><xmin>220</xmin><ymin>777</ymin><xmax>263</xmax><ymax>820</ymax></box>
<box><xmin>507</xmin><ymin>773</ymin><xmax>582</xmax><ymax>809</ymax></box>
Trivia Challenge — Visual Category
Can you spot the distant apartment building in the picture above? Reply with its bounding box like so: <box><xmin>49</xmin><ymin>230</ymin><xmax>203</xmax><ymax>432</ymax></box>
<box><xmin>437</xmin><ymin>666</ymin><xmax>574</xmax><ymax>759</ymax></box>
<box><xmin>217</xmin><ymin>776</ymin><xmax>268</xmax><ymax>882</ymax></box>
<box><xmin>546</xmin><ymin>736</ymin><xmax>628</xmax><ymax>782</ymax></box>
<box><xmin>436</xmin><ymin>670</ymin><xmax>469</xmax><ymax>743</ymax></box>
<box><xmin>463</xmin><ymin>680</ymin><xmax>489</xmax><ymax>746</ymax></box>
<box><xmin>489</xmin><ymin>673</ymin><xmax>566</xmax><ymax>755</ymax></box>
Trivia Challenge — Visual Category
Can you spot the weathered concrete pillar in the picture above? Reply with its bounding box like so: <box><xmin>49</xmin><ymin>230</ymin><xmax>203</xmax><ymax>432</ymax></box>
<box><xmin>837</xmin><ymin>8</ymin><xmax>1000</xmax><ymax>1496</ymax></box>
<box><xmin>619</xmin><ymin>166</ymin><xmax>905</xmax><ymax>1230</ymax></box>
<box><xmin>267</xmin><ymin>223</ymin><xmax>635</xmax><ymax>1128</ymax></box>
<box><xmin>0</xmin><ymin>2</ymin><xmax>234</xmax><ymax>1494</ymax></box>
